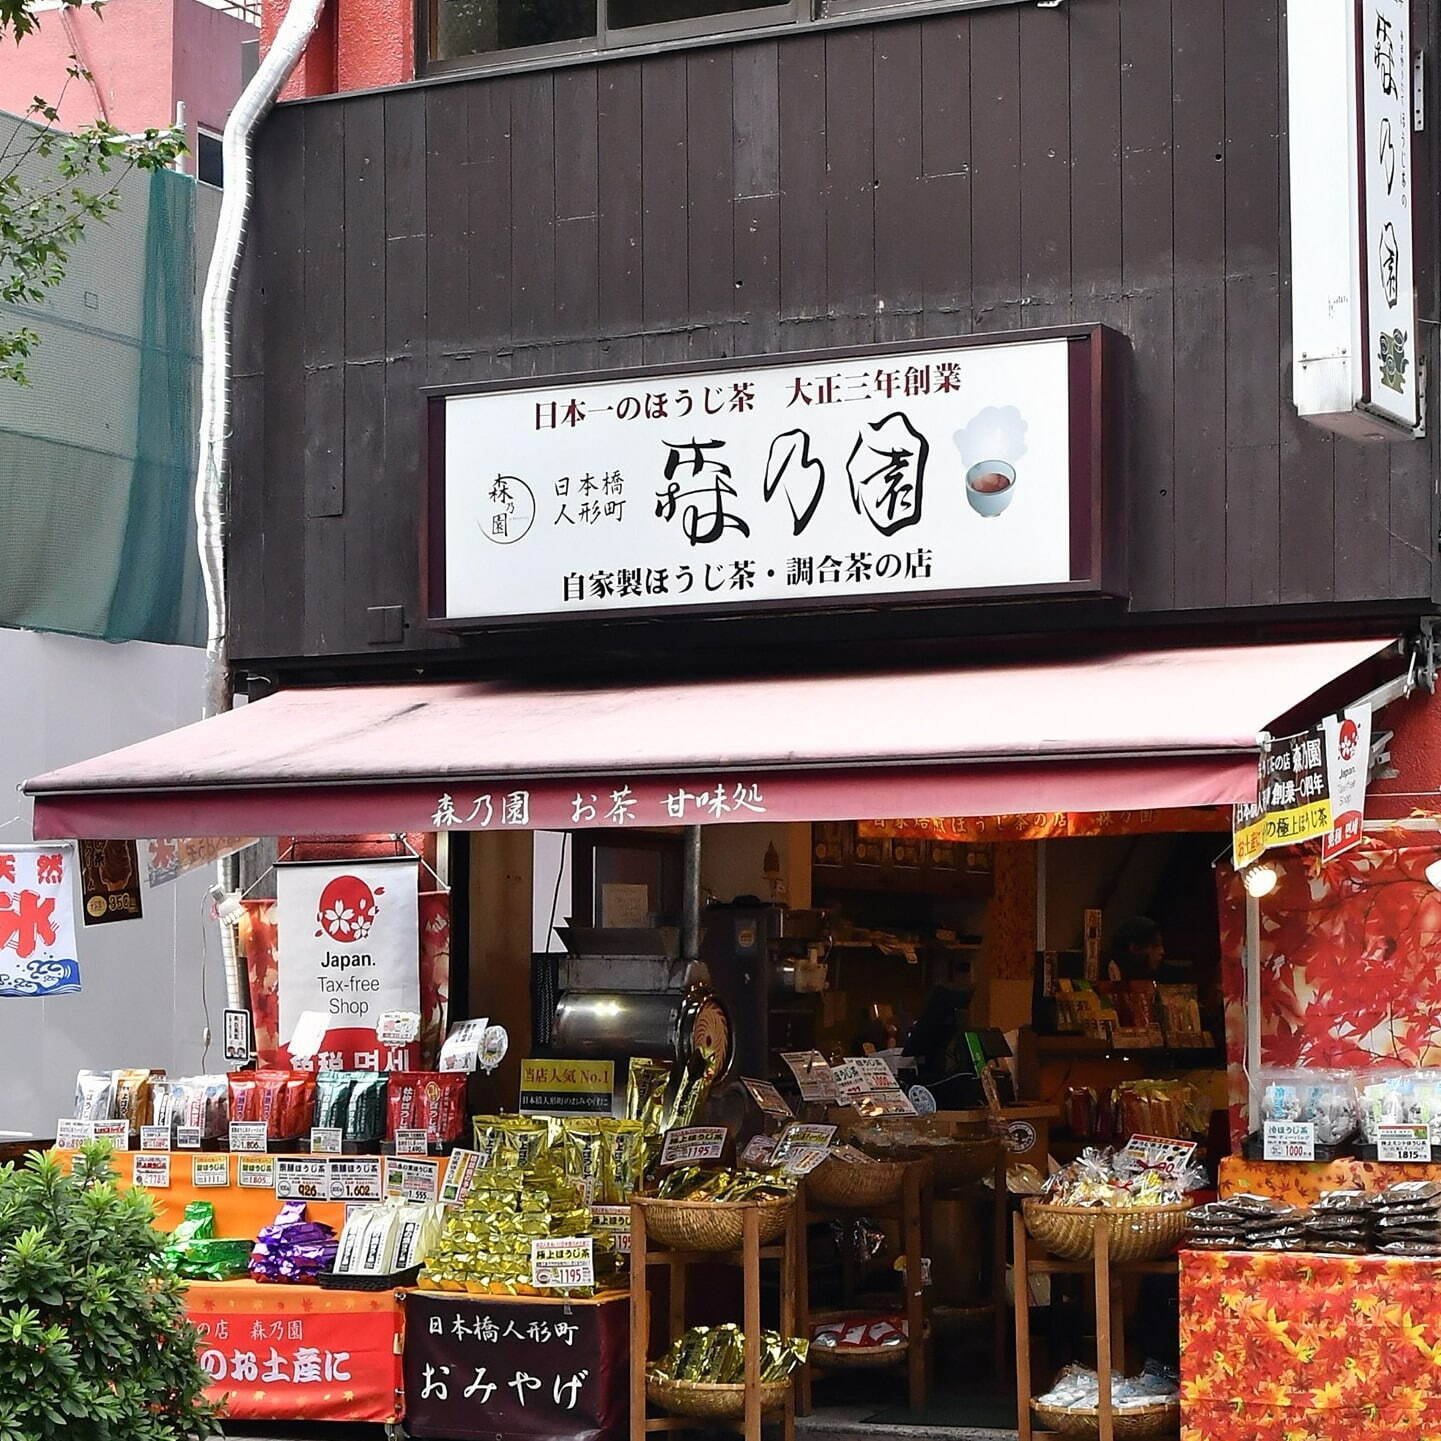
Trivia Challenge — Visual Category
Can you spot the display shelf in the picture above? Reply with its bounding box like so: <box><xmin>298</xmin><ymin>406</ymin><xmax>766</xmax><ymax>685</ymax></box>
<box><xmin>629</xmin><ymin>1200</ymin><xmax>799</xmax><ymax>1441</ymax></box>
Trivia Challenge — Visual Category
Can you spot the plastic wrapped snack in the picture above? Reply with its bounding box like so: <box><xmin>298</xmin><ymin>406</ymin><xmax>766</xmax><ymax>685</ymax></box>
<box><xmin>1260</xmin><ymin>1069</ymin><xmax>1359</xmax><ymax>1146</ymax></box>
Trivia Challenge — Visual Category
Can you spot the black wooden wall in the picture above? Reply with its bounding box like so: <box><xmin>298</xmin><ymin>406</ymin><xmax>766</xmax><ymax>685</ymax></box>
<box><xmin>229</xmin><ymin>0</ymin><xmax>1439</xmax><ymax>672</ymax></box>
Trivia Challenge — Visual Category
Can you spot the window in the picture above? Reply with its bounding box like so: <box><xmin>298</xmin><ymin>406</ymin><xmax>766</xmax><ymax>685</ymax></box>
<box><xmin>426</xmin><ymin>0</ymin><xmax>1026</xmax><ymax>71</ymax></box>
<box><xmin>196</xmin><ymin>128</ymin><xmax>224</xmax><ymax>188</ymax></box>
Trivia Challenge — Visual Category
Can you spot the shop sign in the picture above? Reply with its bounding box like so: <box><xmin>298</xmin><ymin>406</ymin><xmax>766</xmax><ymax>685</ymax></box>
<box><xmin>78</xmin><ymin>839</ymin><xmax>142</xmax><ymax>926</ymax></box>
<box><xmin>0</xmin><ymin>843</ymin><xmax>80</xmax><ymax>998</ymax></box>
<box><xmin>518</xmin><ymin>1059</ymin><xmax>615</xmax><ymax>1116</ymax></box>
<box><xmin>1232</xmin><ymin>705</ymin><xmax>1372</xmax><ymax>868</ymax></box>
<box><xmin>530</xmin><ymin>1237</ymin><xmax>594</xmax><ymax>1290</ymax></box>
<box><xmin>274</xmin><ymin>859</ymin><xmax>420</xmax><ymax>1070</ymax></box>
<box><xmin>741</xmin><ymin>1078</ymin><xmax>793</xmax><ymax>1118</ymax></box>
<box><xmin>1263</xmin><ymin>1120</ymin><xmax>1317</xmax><ymax>1162</ymax></box>
<box><xmin>659</xmin><ymin>1126</ymin><xmax>728</xmax><ymax>1169</ymax></box>
<box><xmin>1288</xmin><ymin>0</ymin><xmax>1418</xmax><ymax>434</ymax></box>
<box><xmin>430</xmin><ymin>329</ymin><xmax>1111</xmax><ymax>628</ymax></box>
<box><xmin>1377</xmin><ymin>1124</ymin><xmax>1432</xmax><ymax>1164</ymax></box>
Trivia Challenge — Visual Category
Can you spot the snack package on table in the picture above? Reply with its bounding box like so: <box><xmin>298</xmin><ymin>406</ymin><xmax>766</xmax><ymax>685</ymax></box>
<box><xmin>249</xmin><ymin>1200</ymin><xmax>339</xmax><ymax>1283</ymax></box>
<box><xmin>1259</xmin><ymin>1068</ymin><xmax>1359</xmax><ymax>1146</ymax></box>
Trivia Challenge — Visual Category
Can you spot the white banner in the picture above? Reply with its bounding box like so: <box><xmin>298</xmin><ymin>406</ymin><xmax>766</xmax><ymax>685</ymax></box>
<box><xmin>275</xmin><ymin>859</ymin><xmax>419</xmax><ymax>1066</ymax></box>
<box><xmin>0</xmin><ymin>843</ymin><xmax>80</xmax><ymax>997</ymax></box>
<box><xmin>1321</xmin><ymin>704</ymin><xmax>1373</xmax><ymax>861</ymax></box>
<box><xmin>437</xmin><ymin>334</ymin><xmax>1096</xmax><ymax>623</ymax></box>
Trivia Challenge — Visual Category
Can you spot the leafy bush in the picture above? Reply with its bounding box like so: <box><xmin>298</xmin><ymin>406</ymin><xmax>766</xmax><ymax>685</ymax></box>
<box><xmin>0</xmin><ymin>1145</ymin><xmax>218</xmax><ymax>1441</ymax></box>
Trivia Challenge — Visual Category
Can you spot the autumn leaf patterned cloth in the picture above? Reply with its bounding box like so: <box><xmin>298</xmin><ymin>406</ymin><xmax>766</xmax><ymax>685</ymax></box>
<box><xmin>1181</xmin><ymin>1248</ymin><xmax>1441</xmax><ymax>1440</ymax></box>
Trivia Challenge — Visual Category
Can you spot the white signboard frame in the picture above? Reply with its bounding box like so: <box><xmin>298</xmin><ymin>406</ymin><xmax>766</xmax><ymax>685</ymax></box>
<box><xmin>427</xmin><ymin>329</ymin><xmax>1111</xmax><ymax>628</ymax></box>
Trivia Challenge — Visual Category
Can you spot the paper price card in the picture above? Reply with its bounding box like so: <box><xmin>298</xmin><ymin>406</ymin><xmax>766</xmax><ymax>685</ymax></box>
<box><xmin>590</xmin><ymin>1205</ymin><xmax>632</xmax><ymax>1254</ymax></box>
<box><xmin>394</xmin><ymin>1128</ymin><xmax>430</xmax><ymax>1156</ymax></box>
<box><xmin>229</xmin><ymin>1121</ymin><xmax>268</xmax><ymax>1153</ymax></box>
<box><xmin>828</xmin><ymin>1061</ymin><xmax>871</xmax><ymax>1105</ymax></box>
<box><xmin>192</xmin><ymin>1156</ymin><xmax>230</xmax><ymax>1188</ymax></box>
<box><xmin>860</xmin><ymin>1090</ymin><xmax>918</xmax><ymax>1118</ymax></box>
<box><xmin>275</xmin><ymin>1157</ymin><xmax>330</xmax><ymax>1201</ymax></box>
<box><xmin>378</xmin><ymin>1010</ymin><xmax>421</xmax><ymax>1046</ymax></box>
<box><xmin>1262</xmin><ymin>1120</ymin><xmax>1316</xmax><ymax>1162</ymax></box>
<box><xmin>93</xmin><ymin>1120</ymin><xmax>130</xmax><ymax>1149</ymax></box>
<box><xmin>223</xmin><ymin>1007</ymin><xmax>251</xmax><ymax>1063</ymax></box>
<box><xmin>780</xmin><ymin>1051</ymin><xmax>836</xmax><ymax>1102</ymax></box>
<box><xmin>329</xmin><ymin>1157</ymin><xmax>383</xmax><ymax>1201</ymax></box>
<box><xmin>309</xmin><ymin>1127</ymin><xmax>343</xmax><ymax>1155</ymax></box>
<box><xmin>740</xmin><ymin>1134</ymin><xmax>779</xmax><ymax>1167</ymax></box>
<box><xmin>531</xmin><ymin>1236</ymin><xmax>595</xmax><ymax>1289</ymax></box>
<box><xmin>439</xmin><ymin>1017</ymin><xmax>489</xmax><ymax>1073</ymax></box>
<box><xmin>175</xmin><ymin>1126</ymin><xmax>202</xmax><ymax>1150</ymax></box>
<box><xmin>776</xmin><ymin>1122</ymin><xmax>836</xmax><ymax>1153</ymax></box>
<box><xmin>1118</xmin><ymin>1135</ymin><xmax>1198</xmax><ymax>1177</ymax></box>
<box><xmin>385</xmin><ymin>1155</ymin><xmax>441</xmax><ymax>1204</ymax></box>
<box><xmin>140</xmin><ymin>1125</ymin><xmax>170</xmax><ymax>1151</ymax></box>
<box><xmin>238</xmin><ymin>1157</ymin><xmax>277</xmax><ymax>1189</ymax></box>
<box><xmin>777</xmin><ymin>1145</ymin><xmax>830</xmax><ymax>1177</ymax></box>
<box><xmin>741</xmin><ymin>1078</ymin><xmax>794</xmax><ymax>1118</ymax></box>
<box><xmin>439</xmin><ymin>1149</ymin><xmax>483</xmax><ymax>1205</ymax></box>
<box><xmin>132</xmin><ymin>1153</ymin><xmax>171</xmax><ymax>1188</ymax></box>
<box><xmin>659</xmin><ymin>1126</ymin><xmax>728</xmax><ymax>1169</ymax></box>
<box><xmin>56</xmin><ymin>1119</ymin><xmax>94</xmax><ymax>1148</ymax></box>
<box><xmin>1378</xmin><ymin>1125</ymin><xmax>1432</xmax><ymax>1164</ymax></box>
<box><xmin>849</xmin><ymin>1056</ymin><xmax>903</xmax><ymax>1092</ymax></box>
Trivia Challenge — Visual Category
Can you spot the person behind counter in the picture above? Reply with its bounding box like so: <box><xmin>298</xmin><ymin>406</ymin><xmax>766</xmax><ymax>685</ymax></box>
<box><xmin>1106</xmin><ymin>916</ymin><xmax>1191</xmax><ymax>986</ymax></box>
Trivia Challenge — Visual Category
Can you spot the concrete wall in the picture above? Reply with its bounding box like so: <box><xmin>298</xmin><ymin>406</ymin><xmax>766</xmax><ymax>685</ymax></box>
<box><xmin>0</xmin><ymin>631</ymin><xmax>223</xmax><ymax>1139</ymax></box>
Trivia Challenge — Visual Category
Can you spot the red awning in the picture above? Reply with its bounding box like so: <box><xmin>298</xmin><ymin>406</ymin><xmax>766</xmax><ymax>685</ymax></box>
<box><xmin>24</xmin><ymin>639</ymin><xmax>1401</xmax><ymax>839</ymax></box>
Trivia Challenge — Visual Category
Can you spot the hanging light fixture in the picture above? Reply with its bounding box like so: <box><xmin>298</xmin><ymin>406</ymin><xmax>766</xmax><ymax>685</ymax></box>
<box><xmin>1243</xmin><ymin>861</ymin><xmax>1279</xmax><ymax>898</ymax></box>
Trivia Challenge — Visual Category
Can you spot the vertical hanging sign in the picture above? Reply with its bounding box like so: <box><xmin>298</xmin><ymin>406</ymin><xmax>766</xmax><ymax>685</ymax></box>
<box><xmin>0</xmin><ymin>843</ymin><xmax>81</xmax><ymax>997</ymax></box>
<box><xmin>275</xmin><ymin>860</ymin><xmax>420</xmax><ymax>1070</ymax></box>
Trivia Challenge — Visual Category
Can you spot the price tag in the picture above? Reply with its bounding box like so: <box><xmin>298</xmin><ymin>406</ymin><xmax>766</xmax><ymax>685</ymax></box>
<box><xmin>223</xmin><ymin>1008</ymin><xmax>251</xmax><ymax>1064</ymax></box>
<box><xmin>741</xmin><ymin>1078</ymin><xmax>794</xmax><ymax>1119</ymax></box>
<box><xmin>229</xmin><ymin>1122</ymin><xmax>268</xmax><ymax>1153</ymax></box>
<box><xmin>394</xmin><ymin>1128</ymin><xmax>430</xmax><ymax>1156</ymax></box>
<box><xmin>238</xmin><ymin>1157</ymin><xmax>276</xmax><ymax>1190</ymax></box>
<box><xmin>175</xmin><ymin>1126</ymin><xmax>202</xmax><ymax>1151</ymax></box>
<box><xmin>132</xmin><ymin>1153</ymin><xmax>171</xmax><ymax>1188</ymax></box>
<box><xmin>439</xmin><ymin>1017</ymin><xmax>489</xmax><ymax>1074</ymax></box>
<box><xmin>440</xmin><ymin>1149</ymin><xmax>483</xmax><ymax>1205</ymax></box>
<box><xmin>309</xmin><ymin>1127</ymin><xmax>344</xmax><ymax>1155</ymax></box>
<box><xmin>740</xmin><ymin>1134</ymin><xmax>779</xmax><ymax>1168</ymax></box>
<box><xmin>1263</xmin><ymin>1120</ymin><xmax>1316</xmax><ymax>1162</ymax></box>
<box><xmin>192</xmin><ymin>1156</ymin><xmax>230</xmax><ymax>1187</ymax></box>
<box><xmin>531</xmin><ymin>1236</ymin><xmax>595</xmax><ymax>1289</ymax></box>
<box><xmin>776</xmin><ymin>1122</ymin><xmax>837</xmax><ymax>1154</ymax></box>
<box><xmin>846</xmin><ymin>1056</ymin><xmax>918</xmax><ymax>1117</ymax></box>
<box><xmin>590</xmin><ymin>1206</ymin><xmax>632</xmax><ymax>1255</ymax></box>
<box><xmin>1378</xmin><ymin>1124</ymin><xmax>1433</xmax><ymax>1164</ymax></box>
<box><xmin>140</xmin><ymin>1125</ymin><xmax>170</xmax><ymax>1152</ymax></box>
<box><xmin>781</xmin><ymin>1051</ymin><xmax>836</xmax><ymax>1102</ymax></box>
<box><xmin>829</xmin><ymin>1061</ymin><xmax>871</xmax><ymax>1105</ymax></box>
<box><xmin>328</xmin><ymin>1157</ymin><xmax>383</xmax><ymax>1201</ymax></box>
<box><xmin>378</xmin><ymin>1010</ymin><xmax>421</xmax><ymax>1046</ymax></box>
<box><xmin>384</xmin><ymin>1156</ymin><xmax>440</xmax><ymax>1204</ymax></box>
<box><xmin>274</xmin><ymin>1157</ymin><xmax>330</xmax><ymax>1201</ymax></box>
<box><xmin>56</xmin><ymin>1119</ymin><xmax>94</xmax><ymax>1149</ymax></box>
<box><xmin>93</xmin><ymin>1120</ymin><xmax>130</xmax><ymax>1149</ymax></box>
<box><xmin>1119</xmin><ymin>1135</ymin><xmax>1199</xmax><ymax>1177</ymax></box>
<box><xmin>777</xmin><ymin>1144</ymin><xmax>830</xmax><ymax>1177</ymax></box>
<box><xmin>659</xmin><ymin>1125</ymin><xmax>728</xmax><ymax>1169</ymax></box>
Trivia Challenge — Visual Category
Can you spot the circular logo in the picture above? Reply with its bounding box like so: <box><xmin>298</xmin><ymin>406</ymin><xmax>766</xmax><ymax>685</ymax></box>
<box><xmin>478</xmin><ymin>475</ymin><xmax>536</xmax><ymax>545</ymax></box>
<box><xmin>1004</xmin><ymin>1121</ymin><xmax>1038</xmax><ymax>1155</ymax></box>
<box><xmin>908</xmin><ymin>1085</ymin><xmax>938</xmax><ymax>1116</ymax></box>
<box><xmin>1337</xmin><ymin>717</ymin><xmax>1361</xmax><ymax>761</ymax></box>
<box><xmin>479</xmin><ymin>1024</ymin><xmax>510</xmax><ymax>1073</ymax></box>
<box><xmin>85</xmin><ymin>896</ymin><xmax>107</xmax><ymax>919</ymax></box>
<box><xmin>315</xmin><ymin>875</ymin><xmax>383</xmax><ymax>943</ymax></box>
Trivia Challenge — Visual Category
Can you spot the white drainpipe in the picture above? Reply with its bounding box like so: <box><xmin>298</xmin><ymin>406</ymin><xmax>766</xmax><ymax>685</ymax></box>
<box><xmin>195</xmin><ymin>0</ymin><xmax>329</xmax><ymax>1007</ymax></box>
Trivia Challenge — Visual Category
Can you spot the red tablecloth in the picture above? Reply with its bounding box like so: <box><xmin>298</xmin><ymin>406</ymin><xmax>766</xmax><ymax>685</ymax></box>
<box><xmin>186</xmin><ymin>1279</ymin><xmax>403</xmax><ymax>1422</ymax></box>
<box><xmin>1181</xmin><ymin>1249</ymin><xmax>1441</xmax><ymax>1441</ymax></box>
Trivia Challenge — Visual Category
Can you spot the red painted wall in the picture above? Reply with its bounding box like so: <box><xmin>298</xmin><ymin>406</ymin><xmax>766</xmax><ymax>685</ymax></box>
<box><xmin>263</xmin><ymin>0</ymin><xmax>411</xmax><ymax>99</ymax></box>
<box><xmin>0</xmin><ymin>0</ymin><xmax>250</xmax><ymax>176</ymax></box>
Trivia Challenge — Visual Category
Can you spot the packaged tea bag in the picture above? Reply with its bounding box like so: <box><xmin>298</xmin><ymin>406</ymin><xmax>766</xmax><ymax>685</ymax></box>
<box><xmin>74</xmin><ymin>1070</ymin><xmax>115</xmax><ymax>1122</ymax></box>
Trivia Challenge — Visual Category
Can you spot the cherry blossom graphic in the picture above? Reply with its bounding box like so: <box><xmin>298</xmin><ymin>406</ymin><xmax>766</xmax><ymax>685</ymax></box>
<box><xmin>314</xmin><ymin>875</ymin><xmax>384</xmax><ymax>943</ymax></box>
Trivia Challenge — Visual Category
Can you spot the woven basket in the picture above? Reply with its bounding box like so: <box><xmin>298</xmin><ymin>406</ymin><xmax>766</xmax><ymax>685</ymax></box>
<box><xmin>808</xmin><ymin>1309</ymin><xmax>913</xmax><ymax>1370</ymax></box>
<box><xmin>806</xmin><ymin>1156</ymin><xmax>908</xmax><ymax>1209</ymax></box>
<box><xmin>1032</xmin><ymin>1400</ymin><xmax>1178</xmax><ymax>1438</ymax></box>
<box><xmin>872</xmin><ymin>1139</ymin><xmax>1000</xmax><ymax>1192</ymax></box>
<box><xmin>1022</xmin><ymin>1199</ymin><xmax>1193</xmax><ymax>1263</ymax></box>
<box><xmin>636</xmin><ymin>1196</ymin><xmax>792</xmax><ymax>1251</ymax></box>
<box><xmin>646</xmin><ymin>1372</ymin><xmax>791</xmax><ymax>1419</ymax></box>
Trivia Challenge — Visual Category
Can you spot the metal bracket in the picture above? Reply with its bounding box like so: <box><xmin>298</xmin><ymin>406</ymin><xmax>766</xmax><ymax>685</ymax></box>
<box><xmin>1420</xmin><ymin>619</ymin><xmax>1440</xmax><ymax>692</ymax></box>
<box><xmin>1416</xmin><ymin>50</ymin><xmax>1426</xmax><ymax>132</ymax></box>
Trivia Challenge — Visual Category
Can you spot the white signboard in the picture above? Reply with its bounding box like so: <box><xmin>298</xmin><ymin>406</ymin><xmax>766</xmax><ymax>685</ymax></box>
<box><xmin>0</xmin><ymin>843</ymin><xmax>81</xmax><ymax>998</ymax></box>
<box><xmin>275</xmin><ymin>860</ymin><xmax>420</xmax><ymax>1068</ymax></box>
<box><xmin>1359</xmin><ymin>0</ymin><xmax>1417</xmax><ymax>429</ymax></box>
<box><xmin>436</xmin><ymin>334</ymin><xmax>1103</xmax><ymax>625</ymax></box>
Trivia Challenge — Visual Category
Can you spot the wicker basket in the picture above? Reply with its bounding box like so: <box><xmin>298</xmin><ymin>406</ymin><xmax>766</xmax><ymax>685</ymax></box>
<box><xmin>1032</xmin><ymin>1400</ymin><xmax>1178</xmax><ymax>1438</ymax></box>
<box><xmin>635</xmin><ymin>1196</ymin><xmax>792</xmax><ymax>1251</ymax></box>
<box><xmin>1022</xmin><ymin>1198</ymin><xmax>1193</xmax><ymax>1263</ymax></box>
<box><xmin>805</xmin><ymin>1155</ymin><xmax>908</xmax><ymax>1209</ymax></box>
<box><xmin>873</xmin><ymin>1139</ymin><xmax>1000</xmax><ymax>1192</ymax></box>
<box><xmin>645</xmin><ymin>1372</ymin><xmax>791</xmax><ymax>1419</ymax></box>
<box><xmin>808</xmin><ymin>1309</ymin><xmax>913</xmax><ymax>1370</ymax></box>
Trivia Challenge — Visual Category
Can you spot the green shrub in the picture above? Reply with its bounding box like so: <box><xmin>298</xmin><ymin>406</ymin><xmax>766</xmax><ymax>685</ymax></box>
<box><xmin>0</xmin><ymin>1144</ymin><xmax>219</xmax><ymax>1440</ymax></box>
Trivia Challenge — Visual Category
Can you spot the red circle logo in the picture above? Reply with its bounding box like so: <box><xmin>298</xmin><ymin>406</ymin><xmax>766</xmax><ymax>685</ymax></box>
<box><xmin>315</xmin><ymin>875</ymin><xmax>382</xmax><ymax>942</ymax></box>
<box><xmin>1337</xmin><ymin>718</ymin><xmax>1360</xmax><ymax>761</ymax></box>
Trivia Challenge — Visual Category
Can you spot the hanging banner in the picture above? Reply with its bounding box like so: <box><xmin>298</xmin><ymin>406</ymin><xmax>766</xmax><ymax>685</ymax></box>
<box><xmin>274</xmin><ymin>860</ymin><xmax>420</xmax><ymax>1069</ymax></box>
<box><xmin>0</xmin><ymin>843</ymin><xmax>80</xmax><ymax>997</ymax></box>
<box><xmin>78</xmin><ymin>840</ymin><xmax>143</xmax><ymax>926</ymax></box>
<box><xmin>144</xmin><ymin>836</ymin><xmax>255</xmax><ymax>888</ymax></box>
<box><xmin>1232</xmin><ymin>705</ymin><xmax>1373</xmax><ymax>868</ymax></box>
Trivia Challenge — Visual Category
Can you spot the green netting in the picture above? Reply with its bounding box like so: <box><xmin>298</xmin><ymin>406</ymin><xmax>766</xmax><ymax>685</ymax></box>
<box><xmin>0</xmin><ymin>140</ymin><xmax>207</xmax><ymax>647</ymax></box>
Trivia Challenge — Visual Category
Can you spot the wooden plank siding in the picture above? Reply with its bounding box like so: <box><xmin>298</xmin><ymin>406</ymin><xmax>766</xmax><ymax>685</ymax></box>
<box><xmin>229</xmin><ymin>0</ymin><xmax>1437</xmax><ymax>669</ymax></box>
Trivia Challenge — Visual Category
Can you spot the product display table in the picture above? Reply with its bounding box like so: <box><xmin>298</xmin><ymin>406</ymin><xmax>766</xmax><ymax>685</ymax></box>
<box><xmin>1219</xmin><ymin>1156</ymin><xmax>1441</xmax><ymax>1204</ymax></box>
<box><xmin>406</xmin><ymin>1289</ymin><xmax>629</xmax><ymax>1441</ymax></box>
<box><xmin>185</xmin><ymin>1278</ymin><xmax>403</xmax><ymax>1423</ymax></box>
<box><xmin>1180</xmin><ymin>1248</ymin><xmax>1441</xmax><ymax>1441</ymax></box>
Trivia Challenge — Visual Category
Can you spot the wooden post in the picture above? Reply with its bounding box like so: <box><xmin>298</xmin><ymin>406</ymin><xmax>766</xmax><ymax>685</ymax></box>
<box><xmin>743</xmin><ymin>1204</ymin><xmax>762</xmax><ymax>1441</ymax></box>
<box><xmin>795</xmin><ymin>1186</ymin><xmax>812</xmax><ymax>1417</ymax></box>
<box><xmin>1013</xmin><ymin>1212</ymin><xmax>1032</xmax><ymax>1441</ymax></box>
<box><xmin>992</xmin><ymin>1143</ymin><xmax>1009</xmax><ymax>1373</ymax></box>
<box><xmin>782</xmin><ymin>1194</ymin><xmax>798</xmax><ymax>1441</ymax></box>
<box><xmin>630</xmin><ymin>1201</ymin><xmax>649</xmax><ymax>1441</ymax></box>
<box><xmin>1094</xmin><ymin>1217</ymin><xmax>1113</xmax><ymax>1441</ymax></box>
<box><xmin>903</xmin><ymin>1162</ymin><xmax>927</xmax><ymax>1414</ymax></box>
